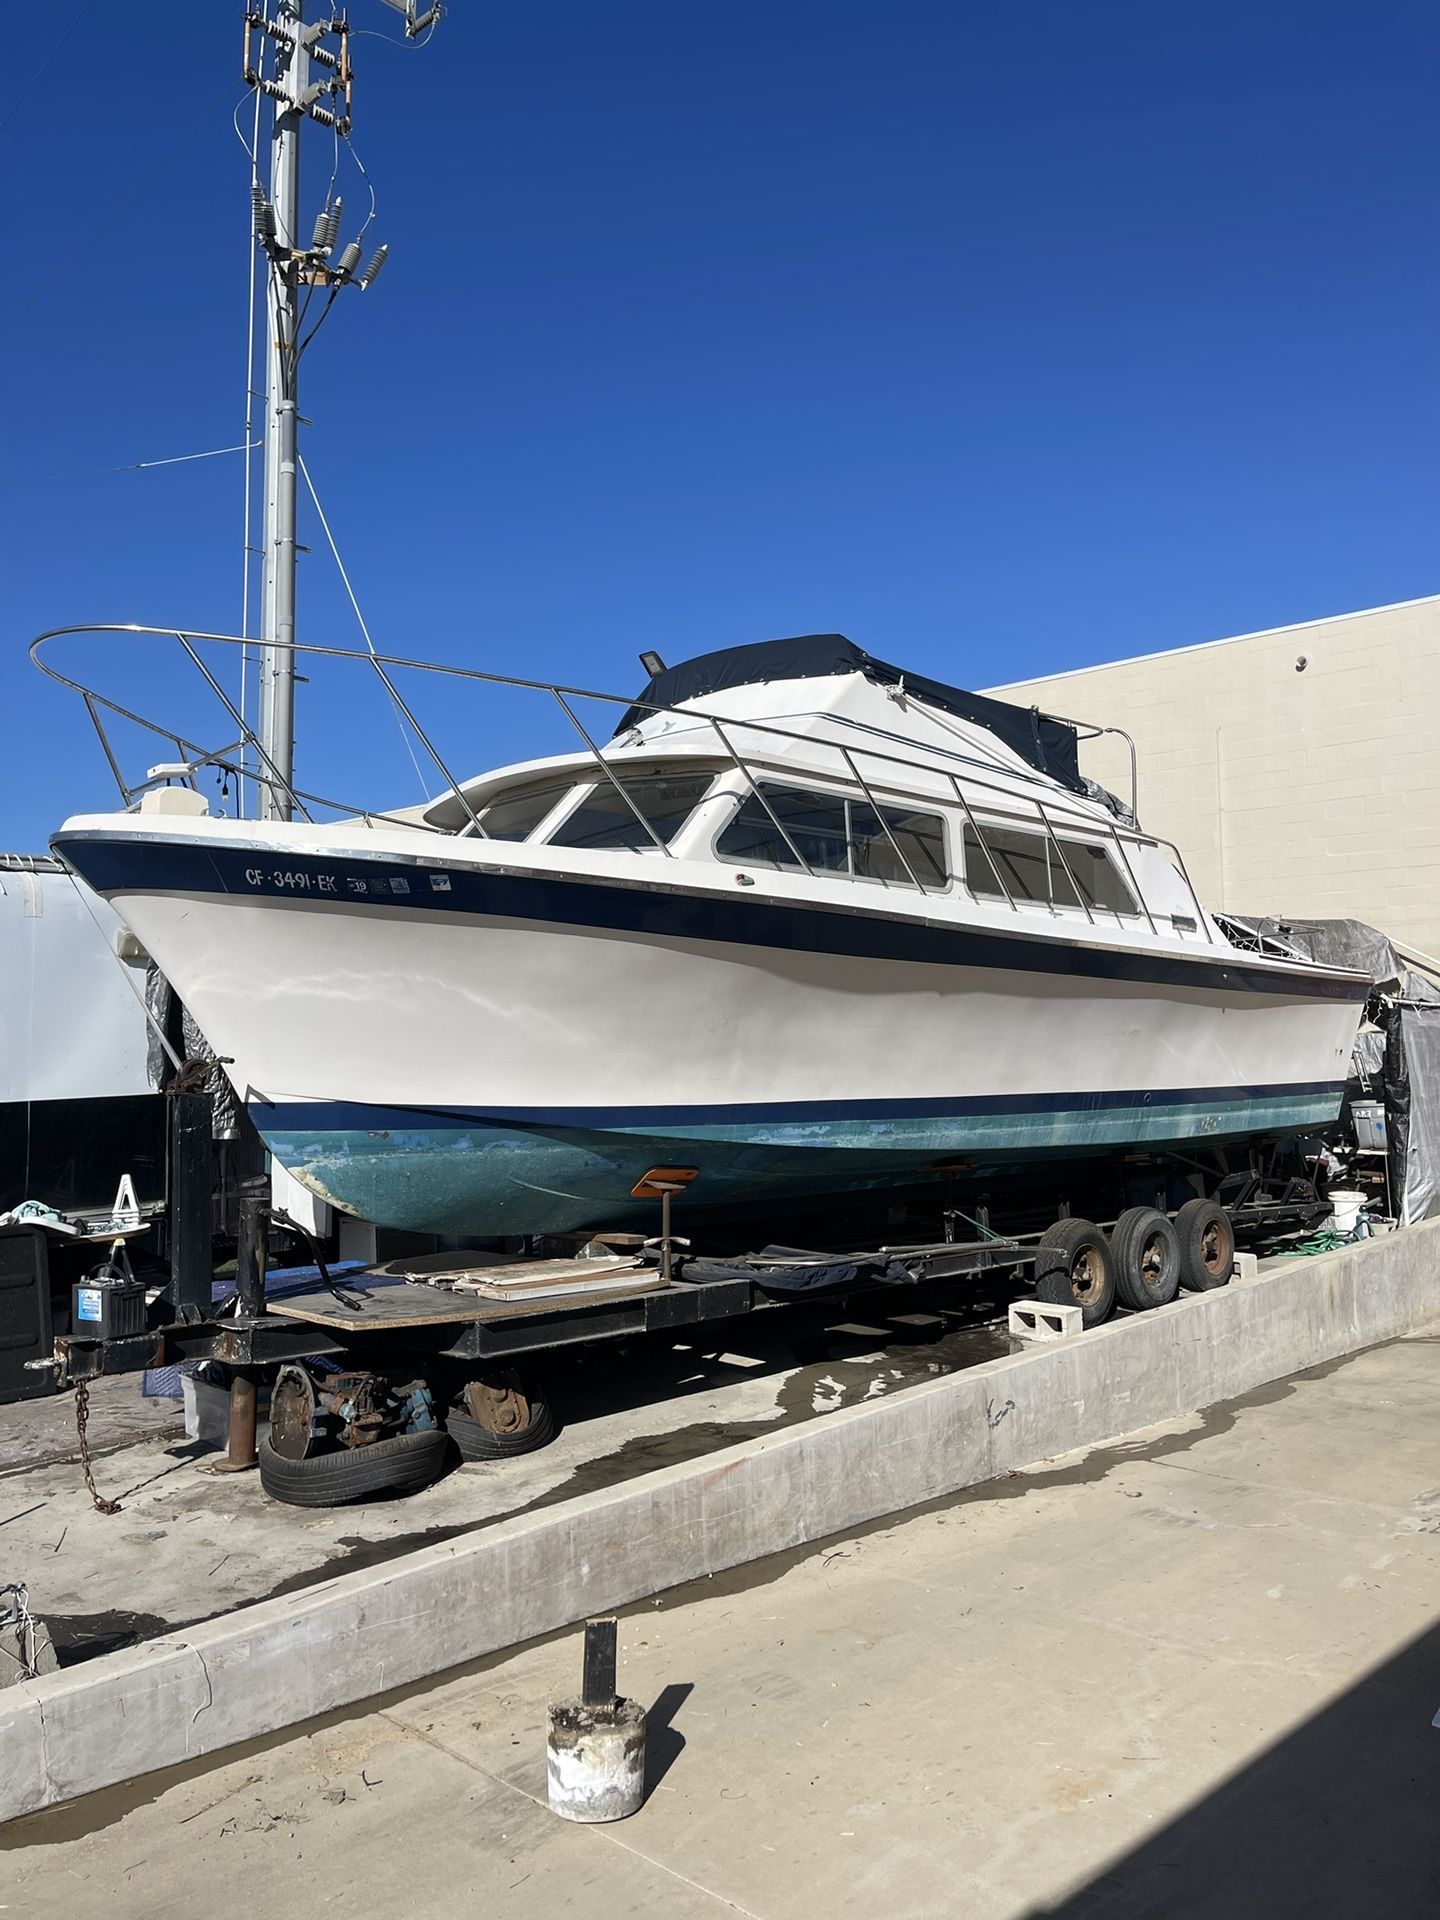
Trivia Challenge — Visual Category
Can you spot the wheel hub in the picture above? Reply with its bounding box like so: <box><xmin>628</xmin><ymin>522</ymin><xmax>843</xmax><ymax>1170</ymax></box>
<box><xmin>463</xmin><ymin>1373</ymin><xmax>530</xmax><ymax>1435</ymax></box>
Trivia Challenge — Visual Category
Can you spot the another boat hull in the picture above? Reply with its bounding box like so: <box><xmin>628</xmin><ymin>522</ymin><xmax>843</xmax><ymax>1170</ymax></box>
<box><xmin>54</xmin><ymin>826</ymin><xmax>1366</xmax><ymax>1236</ymax></box>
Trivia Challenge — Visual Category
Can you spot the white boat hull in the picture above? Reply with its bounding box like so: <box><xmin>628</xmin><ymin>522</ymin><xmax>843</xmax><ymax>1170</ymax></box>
<box><xmin>53</xmin><ymin>820</ymin><xmax>1366</xmax><ymax>1235</ymax></box>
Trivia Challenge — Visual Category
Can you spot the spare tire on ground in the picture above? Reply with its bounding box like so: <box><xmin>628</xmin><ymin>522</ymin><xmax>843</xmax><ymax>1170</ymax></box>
<box><xmin>257</xmin><ymin>1428</ymin><xmax>450</xmax><ymax>1507</ymax></box>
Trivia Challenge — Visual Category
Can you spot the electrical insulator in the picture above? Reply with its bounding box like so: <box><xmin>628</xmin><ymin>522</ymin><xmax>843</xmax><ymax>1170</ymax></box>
<box><xmin>358</xmin><ymin>243</ymin><xmax>389</xmax><ymax>289</ymax></box>
<box><xmin>321</xmin><ymin>199</ymin><xmax>343</xmax><ymax>251</ymax></box>
<box><xmin>251</xmin><ymin>183</ymin><xmax>276</xmax><ymax>246</ymax></box>
<box><xmin>335</xmin><ymin>240</ymin><xmax>363</xmax><ymax>278</ymax></box>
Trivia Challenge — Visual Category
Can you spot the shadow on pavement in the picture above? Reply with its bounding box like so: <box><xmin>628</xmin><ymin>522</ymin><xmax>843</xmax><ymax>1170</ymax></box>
<box><xmin>644</xmin><ymin>1680</ymin><xmax>694</xmax><ymax>1793</ymax></box>
<box><xmin>1026</xmin><ymin>1616</ymin><xmax>1440</xmax><ymax>1920</ymax></box>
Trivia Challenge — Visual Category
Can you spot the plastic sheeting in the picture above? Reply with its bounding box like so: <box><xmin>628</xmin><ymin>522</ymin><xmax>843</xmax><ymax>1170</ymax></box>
<box><xmin>144</xmin><ymin>965</ymin><xmax>238</xmax><ymax>1140</ymax></box>
<box><xmin>1246</xmin><ymin>914</ymin><xmax>1440</xmax><ymax>1225</ymax></box>
<box><xmin>1380</xmin><ymin>999</ymin><xmax>1440</xmax><ymax>1225</ymax></box>
<box><xmin>1249</xmin><ymin>916</ymin><xmax>1411</xmax><ymax>986</ymax></box>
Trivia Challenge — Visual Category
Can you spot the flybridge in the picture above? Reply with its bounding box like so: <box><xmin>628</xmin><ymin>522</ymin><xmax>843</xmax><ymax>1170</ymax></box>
<box><xmin>614</xmin><ymin>634</ymin><xmax>1088</xmax><ymax>796</ymax></box>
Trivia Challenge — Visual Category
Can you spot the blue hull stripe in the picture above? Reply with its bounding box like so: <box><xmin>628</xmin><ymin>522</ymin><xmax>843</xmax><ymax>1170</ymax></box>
<box><xmin>256</xmin><ymin>1082</ymin><xmax>1344</xmax><ymax>1133</ymax></box>
<box><xmin>53</xmin><ymin>832</ymin><xmax>1370</xmax><ymax>1004</ymax></box>
<box><xmin>250</xmin><ymin>1088</ymin><xmax>1344</xmax><ymax>1234</ymax></box>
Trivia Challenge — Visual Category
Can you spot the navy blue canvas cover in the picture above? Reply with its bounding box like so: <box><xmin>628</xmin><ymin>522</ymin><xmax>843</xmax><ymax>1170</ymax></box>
<box><xmin>613</xmin><ymin>634</ymin><xmax>1084</xmax><ymax>794</ymax></box>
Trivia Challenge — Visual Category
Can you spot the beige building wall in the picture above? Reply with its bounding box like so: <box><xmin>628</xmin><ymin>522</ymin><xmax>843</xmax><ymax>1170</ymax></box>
<box><xmin>986</xmin><ymin>594</ymin><xmax>1440</xmax><ymax>959</ymax></box>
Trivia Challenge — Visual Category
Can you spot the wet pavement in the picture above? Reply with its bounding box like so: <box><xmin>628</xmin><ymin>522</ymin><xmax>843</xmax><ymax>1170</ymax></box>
<box><xmin>0</xmin><ymin>1284</ymin><xmax>1013</xmax><ymax>1664</ymax></box>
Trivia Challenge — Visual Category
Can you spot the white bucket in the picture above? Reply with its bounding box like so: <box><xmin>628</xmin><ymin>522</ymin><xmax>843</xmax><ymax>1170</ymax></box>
<box><xmin>1329</xmin><ymin>1190</ymin><xmax>1364</xmax><ymax>1235</ymax></box>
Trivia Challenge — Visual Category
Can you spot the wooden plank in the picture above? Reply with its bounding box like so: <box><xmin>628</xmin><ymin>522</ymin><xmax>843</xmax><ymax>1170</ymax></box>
<box><xmin>265</xmin><ymin>1274</ymin><xmax>667</xmax><ymax>1332</ymax></box>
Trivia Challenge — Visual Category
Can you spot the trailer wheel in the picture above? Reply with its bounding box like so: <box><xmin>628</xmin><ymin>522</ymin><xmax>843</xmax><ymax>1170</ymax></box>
<box><xmin>1175</xmin><ymin>1198</ymin><xmax>1235</xmax><ymax>1291</ymax></box>
<box><xmin>1111</xmin><ymin>1207</ymin><xmax>1181</xmax><ymax>1311</ymax></box>
<box><xmin>257</xmin><ymin>1429</ymin><xmax>450</xmax><ymax>1507</ymax></box>
<box><xmin>1033</xmin><ymin>1219</ymin><xmax>1115</xmax><ymax>1327</ymax></box>
<box><xmin>446</xmin><ymin>1373</ymin><xmax>556</xmax><ymax>1461</ymax></box>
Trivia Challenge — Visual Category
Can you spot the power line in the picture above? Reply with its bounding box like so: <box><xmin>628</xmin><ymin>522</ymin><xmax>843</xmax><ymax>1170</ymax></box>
<box><xmin>0</xmin><ymin>80</ymin><xmax>240</xmax><ymax>335</ymax></box>
<box><xmin>0</xmin><ymin>0</ymin><xmax>96</xmax><ymax>139</ymax></box>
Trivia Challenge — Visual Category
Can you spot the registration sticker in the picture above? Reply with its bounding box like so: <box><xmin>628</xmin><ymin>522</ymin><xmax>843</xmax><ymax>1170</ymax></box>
<box><xmin>429</xmin><ymin>873</ymin><xmax>451</xmax><ymax>892</ymax></box>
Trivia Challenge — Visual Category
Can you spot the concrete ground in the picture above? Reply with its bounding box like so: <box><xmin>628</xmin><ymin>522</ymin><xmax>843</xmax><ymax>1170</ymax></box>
<box><xmin>0</xmin><ymin>1375</ymin><xmax>181</xmax><ymax>1474</ymax></box>
<box><xmin>5</xmin><ymin>1332</ymin><xmax>1437</xmax><ymax>1918</ymax></box>
<box><xmin>0</xmin><ymin>1292</ymin><xmax>1006</xmax><ymax>1661</ymax></box>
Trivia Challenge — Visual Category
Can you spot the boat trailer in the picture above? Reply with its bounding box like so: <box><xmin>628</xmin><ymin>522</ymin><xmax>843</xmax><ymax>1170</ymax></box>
<box><xmin>7</xmin><ymin>1085</ymin><xmax>1336</xmax><ymax>1505</ymax></box>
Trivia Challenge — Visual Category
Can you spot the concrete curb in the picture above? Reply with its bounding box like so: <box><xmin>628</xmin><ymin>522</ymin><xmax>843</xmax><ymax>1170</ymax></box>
<box><xmin>4</xmin><ymin>1222</ymin><xmax>1438</xmax><ymax>1823</ymax></box>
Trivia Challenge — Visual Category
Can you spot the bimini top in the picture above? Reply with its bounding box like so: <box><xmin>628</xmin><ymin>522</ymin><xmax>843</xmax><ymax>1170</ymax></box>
<box><xmin>613</xmin><ymin>634</ymin><xmax>1084</xmax><ymax>794</ymax></box>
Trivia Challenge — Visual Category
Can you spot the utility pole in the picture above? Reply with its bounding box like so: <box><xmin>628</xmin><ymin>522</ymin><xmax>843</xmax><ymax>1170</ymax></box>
<box><xmin>243</xmin><ymin>2</ymin><xmax>440</xmax><ymax>821</ymax></box>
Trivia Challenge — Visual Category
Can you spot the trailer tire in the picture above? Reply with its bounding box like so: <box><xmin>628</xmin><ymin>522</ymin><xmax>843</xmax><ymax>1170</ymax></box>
<box><xmin>1175</xmin><ymin>1198</ymin><xmax>1235</xmax><ymax>1292</ymax></box>
<box><xmin>446</xmin><ymin>1390</ymin><xmax>556</xmax><ymax>1461</ymax></box>
<box><xmin>1111</xmin><ymin>1207</ymin><xmax>1181</xmax><ymax>1311</ymax></box>
<box><xmin>257</xmin><ymin>1429</ymin><xmax>449</xmax><ymax>1507</ymax></box>
<box><xmin>1033</xmin><ymin>1218</ymin><xmax>1115</xmax><ymax>1327</ymax></box>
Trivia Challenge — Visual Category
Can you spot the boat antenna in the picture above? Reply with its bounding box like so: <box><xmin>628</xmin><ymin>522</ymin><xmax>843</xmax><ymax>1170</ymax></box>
<box><xmin>242</xmin><ymin>3</ymin><xmax>445</xmax><ymax>821</ymax></box>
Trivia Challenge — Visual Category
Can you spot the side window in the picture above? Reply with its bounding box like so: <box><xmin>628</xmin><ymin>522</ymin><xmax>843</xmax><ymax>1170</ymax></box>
<box><xmin>962</xmin><ymin>824</ymin><xmax>1049</xmax><ymax>903</ymax></box>
<box><xmin>1058</xmin><ymin>839</ymin><xmax>1138</xmax><ymax>916</ymax></box>
<box><xmin>717</xmin><ymin>787</ymin><xmax>849</xmax><ymax>872</ymax></box>
<box><xmin>717</xmin><ymin>785</ymin><xmax>947</xmax><ymax>887</ymax></box>
<box><xmin>963</xmin><ymin>823</ymin><xmax>1137</xmax><ymax>916</ymax></box>
<box><xmin>545</xmin><ymin>772</ymin><xmax>713</xmax><ymax>852</ymax></box>
<box><xmin>851</xmin><ymin>802</ymin><xmax>948</xmax><ymax>887</ymax></box>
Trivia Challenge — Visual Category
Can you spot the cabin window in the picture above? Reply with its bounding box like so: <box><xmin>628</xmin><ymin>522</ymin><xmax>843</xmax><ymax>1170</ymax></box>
<box><xmin>545</xmin><ymin>772</ymin><xmax>714</xmax><ymax>852</ymax></box>
<box><xmin>469</xmin><ymin>780</ymin><xmax>578</xmax><ymax>841</ymax></box>
<box><xmin>1060</xmin><ymin>839</ymin><xmax>1139</xmax><ymax>915</ymax></box>
<box><xmin>963</xmin><ymin>823</ymin><xmax>1137</xmax><ymax>916</ymax></box>
<box><xmin>717</xmin><ymin>784</ymin><xmax>947</xmax><ymax>888</ymax></box>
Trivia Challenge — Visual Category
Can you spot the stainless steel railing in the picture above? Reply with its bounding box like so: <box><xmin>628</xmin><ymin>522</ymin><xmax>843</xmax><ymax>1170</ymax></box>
<box><xmin>30</xmin><ymin>623</ymin><xmax>1213</xmax><ymax>940</ymax></box>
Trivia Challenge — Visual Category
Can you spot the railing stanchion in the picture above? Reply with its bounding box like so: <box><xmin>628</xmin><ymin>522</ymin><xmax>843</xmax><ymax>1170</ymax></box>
<box><xmin>705</xmin><ymin>716</ymin><xmax>814</xmax><ymax>875</ymax></box>
<box><xmin>1035</xmin><ymin>801</ymin><xmax>1094</xmax><ymax>925</ymax></box>
<box><xmin>549</xmin><ymin>689</ymin><xmax>673</xmax><ymax>856</ymax></box>
<box><xmin>839</xmin><ymin>745</ymin><xmax>928</xmax><ymax>892</ymax></box>
<box><xmin>947</xmin><ymin>774</ymin><xmax>1018</xmax><ymax>912</ymax></box>
<box><xmin>1109</xmin><ymin>825</ymin><xmax>1158</xmax><ymax>937</ymax></box>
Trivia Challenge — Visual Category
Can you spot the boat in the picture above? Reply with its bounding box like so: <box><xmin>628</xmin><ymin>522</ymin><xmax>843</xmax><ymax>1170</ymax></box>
<box><xmin>43</xmin><ymin>629</ymin><xmax>1369</xmax><ymax>1237</ymax></box>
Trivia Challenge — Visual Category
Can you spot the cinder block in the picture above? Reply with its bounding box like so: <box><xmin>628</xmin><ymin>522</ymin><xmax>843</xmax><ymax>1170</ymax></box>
<box><xmin>1231</xmin><ymin>1251</ymin><xmax>1261</xmax><ymax>1284</ymax></box>
<box><xmin>1008</xmin><ymin>1299</ymin><xmax>1082</xmax><ymax>1342</ymax></box>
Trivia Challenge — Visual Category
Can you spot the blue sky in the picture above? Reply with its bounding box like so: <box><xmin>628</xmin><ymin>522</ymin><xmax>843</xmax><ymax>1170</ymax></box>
<box><xmin>5</xmin><ymin>2</ymin><xmax>1437</xmax><ymax>843</ymax></box>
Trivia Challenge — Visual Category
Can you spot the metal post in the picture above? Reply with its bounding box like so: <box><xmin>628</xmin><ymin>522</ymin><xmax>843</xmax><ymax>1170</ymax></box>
<box><xmin>582</xmin><ymin>1618</ymin><xmax>619</xmax><ymax>1708</ymax></box>
<box><xmin>256</xmin><ymin>2</ymin><xmax>305</xmax><ymax>823</ymax></box>
<box><xmin>223</xmin><ymin>1369</ymin><xmax>260</xmax><ymax>1471</ymax></box>
<box><xmin>235</xmin><ymin>1180</ymin><xmax>270</xmax><ymax>1317</ymax></box>
<box><xmin>167</xmin><ymin>1092</ymin><xmax>215</xmax><ymax>1320</ymax></box>
<box><xmin>659</xmin><ymin>1187</ymin><xmax>673</xmax><ymax>1285</ymax></box>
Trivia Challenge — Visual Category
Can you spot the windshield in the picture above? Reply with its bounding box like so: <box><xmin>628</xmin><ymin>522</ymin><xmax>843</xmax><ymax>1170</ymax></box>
<box><xmin>546</xmin><ymin>772</ymin><xmax>714</xmax><ymax>852</ymax></box>
<box><xmin>464</xmin><ymin>779</ymin><xmax>577</xmax><ymax>840</ymax></box>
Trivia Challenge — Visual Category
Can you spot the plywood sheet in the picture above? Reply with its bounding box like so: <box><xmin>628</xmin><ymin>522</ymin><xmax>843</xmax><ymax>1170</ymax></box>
<box><xmin>265</xmin><ymin>1271</ymin><xmax>663</xmax><ymax>1331</ymax></box>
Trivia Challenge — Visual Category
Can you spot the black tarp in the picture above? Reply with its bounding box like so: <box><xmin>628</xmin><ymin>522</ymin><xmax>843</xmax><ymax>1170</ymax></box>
<box><xmin>613</xmin><ymin>635</ymin><xmax>1085</xmax><ymax>794</ymax></box>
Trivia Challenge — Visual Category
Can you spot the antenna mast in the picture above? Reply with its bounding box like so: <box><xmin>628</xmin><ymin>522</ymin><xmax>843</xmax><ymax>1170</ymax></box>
<box><xmin>243</xmin><ymin>2</ymin><xmax>439</xmax><ymax>822</ymax></box>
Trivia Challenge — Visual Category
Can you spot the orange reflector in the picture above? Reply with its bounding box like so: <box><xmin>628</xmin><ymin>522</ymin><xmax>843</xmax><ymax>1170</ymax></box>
<box><xmin>630</xmin><ymin>1166</ymin><xmax>699</xmax><ymax>1199</ymax></box>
